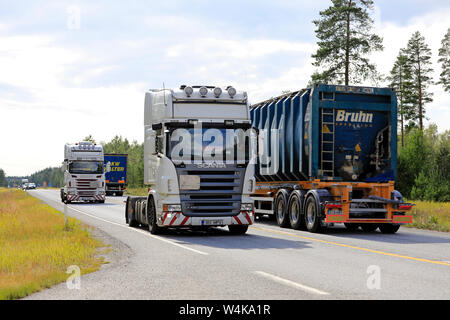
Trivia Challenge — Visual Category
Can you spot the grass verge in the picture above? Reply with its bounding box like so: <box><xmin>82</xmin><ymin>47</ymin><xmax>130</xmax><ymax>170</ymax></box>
<box><xmin>124</xmin><ymin>187</ymin><xmax>148</xmax><ymax>197</ymax></box>
<box><xmin>406</xmin><ymin>200</ymin><xmax>450</xmax><ymax>232</ymax></box>
<box><xmin>0</xmin><ymin>188</ymin><xmax>106</xmax><ymax>300</ymax></box>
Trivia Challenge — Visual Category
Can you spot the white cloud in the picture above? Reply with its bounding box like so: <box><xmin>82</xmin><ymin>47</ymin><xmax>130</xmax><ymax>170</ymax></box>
<box><xmin>372</xmin><ymin>8</ymin><xmax>450</xmax><ymax>132</ymax></box>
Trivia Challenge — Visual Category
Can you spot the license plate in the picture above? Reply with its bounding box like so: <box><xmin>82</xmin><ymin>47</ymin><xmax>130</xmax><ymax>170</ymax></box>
<box><xmin>201</xmin><ymin>219</ymin><xmax>223</xmax><ymax>226</ymax></box>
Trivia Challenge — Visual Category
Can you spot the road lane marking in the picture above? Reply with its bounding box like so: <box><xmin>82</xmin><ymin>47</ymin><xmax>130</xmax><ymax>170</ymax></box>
<box><xmin>251</xmin><ymin>226</ymin><xmax>450</xmax><ymax>267</ymax></box>
<box><xmin>254</xmin><ymin>271</ymin><xmax>330</xmax><ymax>296</ymax></box>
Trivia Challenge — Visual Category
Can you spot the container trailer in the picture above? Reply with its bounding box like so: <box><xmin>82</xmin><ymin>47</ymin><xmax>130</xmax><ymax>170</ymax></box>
<box><xmin>104</xmin><ymin>153</ymin><xmax>128</xmax><ymax>196</ymax></box>
<box><xmin>250</xmin><ymin>84</ymin><xmax>413</xmax><ymax>233</ymax></box>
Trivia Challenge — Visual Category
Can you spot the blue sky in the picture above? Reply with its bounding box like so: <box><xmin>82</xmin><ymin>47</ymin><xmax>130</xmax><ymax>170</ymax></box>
<box><xmin>1</xmin><ymin>0</ymin><xmax>449</xmax><ymax>176</ymax></box>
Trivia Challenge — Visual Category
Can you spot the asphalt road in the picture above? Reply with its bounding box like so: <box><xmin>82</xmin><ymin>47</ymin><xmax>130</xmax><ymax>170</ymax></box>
<box><xmin>25</xmin><ymin>189</ymin><xmax>450</xmax><ymax>300</ymax></box>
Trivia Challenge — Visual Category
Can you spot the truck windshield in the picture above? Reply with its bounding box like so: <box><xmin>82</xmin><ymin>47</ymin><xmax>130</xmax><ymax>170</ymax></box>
<box><xmin>168</xmin><ymin>128</ymin><xmax>251</xmax><ymax>163</ymax></box>
<box><xmin>69</xmin><ymin>161</ymin><xmax>104</xmax><ymax>174</ymax></box>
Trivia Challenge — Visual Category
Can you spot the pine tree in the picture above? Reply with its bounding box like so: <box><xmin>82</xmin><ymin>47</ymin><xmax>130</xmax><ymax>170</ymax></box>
<box><xmin>388</xmin><ymin>50</ymin><xmax>414</xmax><ymax>147</ymax></box>
<box><xmin>438</xmin><ymin>28</ymin><xmax>450</xmax><ymax>92</ymax></box>
<box><xmin>311</xmin><ymin>0</ymin><xmax>383</xmax><ymax>85</ymax></box>
<box><xmin>403</xmin><ymin>31</ymin><xmax>434</xmax><ymax>131</ymax></box>
<box><xmin>0</xmin><ymin>169</ymin><xmax>6</xmax><ymax>187</ymax></box>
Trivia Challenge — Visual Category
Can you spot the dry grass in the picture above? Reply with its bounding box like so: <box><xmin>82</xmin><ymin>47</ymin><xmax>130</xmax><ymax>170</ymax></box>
<box><xmin>406</xmin><ymin>200</ymin><xmax>450</xmax><ymax>232</ymax></box>
<box><xmin>0</xmin><ymin>188</ymin><xmax>106</xmax><ymax>299</ymax></box>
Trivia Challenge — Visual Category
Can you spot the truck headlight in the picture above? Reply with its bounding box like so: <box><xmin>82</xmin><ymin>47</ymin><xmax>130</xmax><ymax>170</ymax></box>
<box><xmin>163</xmin><ymin>204</ymin><xmax>182</xmax><ymax>212</ymax></box>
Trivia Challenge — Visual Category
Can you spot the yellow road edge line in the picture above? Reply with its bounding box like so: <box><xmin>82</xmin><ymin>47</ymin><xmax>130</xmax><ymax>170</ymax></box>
<box><xmin>250</xmin><ymin>226</ymin><xmax>450</xmax><ymax>267</ymax></box>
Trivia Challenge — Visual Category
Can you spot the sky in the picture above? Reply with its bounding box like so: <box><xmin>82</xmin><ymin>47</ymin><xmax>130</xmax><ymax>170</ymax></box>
<box><xmin>0</xmin><ymin>0</ymin><xmax>449</xmax><ymax>176</ymax></box>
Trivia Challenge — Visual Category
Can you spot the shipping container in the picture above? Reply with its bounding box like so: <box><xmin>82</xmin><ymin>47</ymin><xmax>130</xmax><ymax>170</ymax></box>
<box><xmin>251</xmin><ymin>84</ymin><xmax>413</xmax><ymax>233</ymax></box>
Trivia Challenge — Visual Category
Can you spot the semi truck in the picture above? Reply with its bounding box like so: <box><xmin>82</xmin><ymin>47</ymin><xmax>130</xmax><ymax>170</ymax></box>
<box><xmin>60</xmin><ymin>141</ymin><xmax>108</xmax><ymax>204</ymax></box>
<box><xmin>125</xmin><ymin>85</ymin><xmax>255</xmax><ymax>234</ymax></box>
<box><xmin>104</xmin><ymin>154</ymin><xmax>128</xmax><ymax>196</ymax></box>
<box><xmin>250</xmin><ymin>84</ymin><xmax>413</xmax><ymax>234</ymax></box>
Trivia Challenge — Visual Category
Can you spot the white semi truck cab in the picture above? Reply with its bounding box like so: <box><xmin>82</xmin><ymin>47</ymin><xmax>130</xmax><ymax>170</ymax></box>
<box><xmin>60</xmin><ymin>141</ymin><xmax>108</xmax><ymax>203</ymax></box>
<box><xmin>125</xmin><ymin>85</ymin><xmax>256</xmax><ymax>234</ymax></box>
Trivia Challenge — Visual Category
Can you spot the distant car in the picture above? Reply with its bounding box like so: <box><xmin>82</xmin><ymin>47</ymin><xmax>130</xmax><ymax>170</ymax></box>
<box><xmin>23</xmin><ymin>183</ymin><xmax>36</xmax><ymax>190</ymax></box>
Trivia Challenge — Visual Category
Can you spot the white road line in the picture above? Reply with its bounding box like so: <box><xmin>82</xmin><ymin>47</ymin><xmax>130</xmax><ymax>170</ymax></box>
<box><xmin>33</xmin><ymin>192</ymin><xmax>209</xmax><ymax>256</ymax></box>
<box><xmin>254</xmin><ymin>271</ymin><xmax>330</xmax><ymax>296</ymax></box>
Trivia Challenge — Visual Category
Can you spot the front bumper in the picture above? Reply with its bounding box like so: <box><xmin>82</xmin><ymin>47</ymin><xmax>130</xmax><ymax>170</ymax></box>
<box><xmin>158</xmin><ymin>211</ymin><xmax>254</xmax><ymax>227</ymax></box>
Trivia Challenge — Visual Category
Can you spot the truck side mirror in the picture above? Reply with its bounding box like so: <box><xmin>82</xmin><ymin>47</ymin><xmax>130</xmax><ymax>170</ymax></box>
<box><xmin>61</xmin><ymin>162</ymin><xmax>66</xmax><ymax>172</ymax></box>
<box><xmin>106</xmin><ymin>162</ymin><xmax>111</xmax><ymax>173</ymax></box>
<box><xmin>146</xmin><ymin>129</ymin><xmax>157</xmax><ymax>155</ymax></box>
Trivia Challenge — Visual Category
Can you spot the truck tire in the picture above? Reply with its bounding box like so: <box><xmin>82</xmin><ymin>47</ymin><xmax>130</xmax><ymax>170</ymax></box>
<box><xmin>288</xmin><ymin>190</ymin><xmax>306</xmax><ymax>230</ymax></box>
<box><xmin>304</xmin><ymin>192</ymin><xmax>322</xmax><ymax>233</ymax></box>
<box><xmin>275</xmin><ymin>189</ymin><xmax>290</xmax><ymax>228</ymax></box>
<box><xmin>379</xmin><ymin>224</ymin><xmax>400</xmax><ymax>234</ymax></box>
<box><xmin>117</xmin><ymin>192</ymin><xmax>123</xmax><ymax>197</ymax></box>
<box><xmin>147</xmin><ymin>197</ymin><xmax>162</xmax><ymax>235</ymax></box>
<box><xmin>228</xmin><ymin>225</ymin><xmax>248</xmax><ymax>235</ymax></box>
<box><xmin>361</xmin><ymin>223</ymin><xmax>378</xmax><ymax>232</ymax></box>
<box><xmin>125</xmin><ymin>197</ymin><xmax>139</xmax><ymax>227</ymax></box>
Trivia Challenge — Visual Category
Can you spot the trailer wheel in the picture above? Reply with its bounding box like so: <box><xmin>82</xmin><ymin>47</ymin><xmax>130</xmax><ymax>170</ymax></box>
<box><xmin>275</xmin><ymin>189</ymin><xmax>290</xmax><ymax>228</ymax></box>
<box><xmin>360</xmin><ymin>223</ymin><xmax>378</xmax><ymax>232</ymax></box>
<box><xmin>379</xmin><ymin>224</ymin><xmax>400</xmax><ymax>234</ymax></box>
<box><xmin>304</xmin><ymin>193</ymin><xmax>322</xmax><ymax>233</ymax></box>
<box><xmin>288</xmin><ymin>191</ymin><xmax>306</xmax><ymax>230</ymax></box>
<box><xmin>228</xmin><ymin>225</ymin><xmax>248</xmax><ymax>235</ymax></box>
<box><xmin>147</xmin><ymin>197</ymin><xmax>162</xmax><ymax>235</ymax></box>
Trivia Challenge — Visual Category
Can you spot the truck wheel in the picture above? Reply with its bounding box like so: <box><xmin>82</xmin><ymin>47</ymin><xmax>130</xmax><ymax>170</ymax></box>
<box><xmin>288</xmin><ymin>191</ymin><xmax>306</xmax><ymax>230</ymax></box>
<box><xmin>117</xmin><ymin>192</ymin><xmax>123</xmax><ymax>197</ymax></box>
<box><xmin>304</xmin><ymin>193</ymin><xmax>322</xmax><ymax>233</ymax></box>
<box><xmin>275</xmin><ymin>189</ymin><xmax>290</xmax><ymax>228</ymax></box>
<box><xmin>126</xmin><ymin>197</ymin><xmax>139</xmax><ymax>227</ymax></box>
<box><xmin>228</xmin><ymin>225</ymin><xmax>248</xmax><ymax>235</ymax></box>
<box><xmin>344</xmin><ymin>223</ymin><xmax>360</xmax><ymax>231</ymax></box>
<box><xmin>379</xmin><ymin>224</ymin><xmax>400</xmax><ymax>234</ymax></box>
<box><xmin>361</xmin><ymin>223</ymin><xmax>378</xmax><ymax>232</ymax></box>
<box><xmin>147</xmin><ymin>198</ymin><xmax>162</xmax><ymax>235</ymax></box>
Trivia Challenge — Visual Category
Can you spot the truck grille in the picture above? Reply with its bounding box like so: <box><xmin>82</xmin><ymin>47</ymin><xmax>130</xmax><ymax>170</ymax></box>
<box><xmin>76</xmin><ymin>179</ymin><xmax>98</xmax><ymax>196</ymax></box>
<box><xmin>176</xmin><ymin>166</ymin><xmax>245</xmax><ymax>217</ymax></box>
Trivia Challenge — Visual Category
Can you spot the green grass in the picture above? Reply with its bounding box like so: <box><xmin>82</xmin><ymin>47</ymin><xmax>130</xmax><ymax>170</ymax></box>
<box><xmin>406</xmin><ymin>200</ymin><xmax>450</xmax><ymax>232</ymax></box>
<box><xmin>0</xmin><ymin>188</ymin><xmax>107</xmax><ymax>299</ymax></box>
<box><xmin>124</xmin><ymin>187</ymin><xmax>148</xmax><ymax>197</ymax></box>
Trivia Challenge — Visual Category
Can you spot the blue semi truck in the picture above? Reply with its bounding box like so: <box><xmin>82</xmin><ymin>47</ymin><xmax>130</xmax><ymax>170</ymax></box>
<box><xmin>251</xmin><ymin>84</ymin><xmax>413</xmax><ymax>234</ymax></box>
<box><xmin>104</xmin><ymin>154</ymin><xmax>128</xmax><ymax>196</ymax></box>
